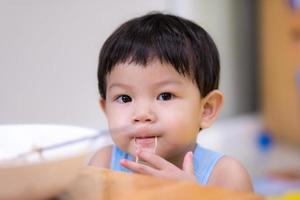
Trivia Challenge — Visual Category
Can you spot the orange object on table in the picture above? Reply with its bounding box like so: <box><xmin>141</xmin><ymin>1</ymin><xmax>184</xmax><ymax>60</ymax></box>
<box><xmin>62</xmin><ymin>166</ymin><xmax>263</xmax><ymax>200</ymax></box>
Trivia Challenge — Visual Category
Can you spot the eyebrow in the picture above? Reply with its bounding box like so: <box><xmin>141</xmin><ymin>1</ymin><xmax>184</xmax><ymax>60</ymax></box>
<box><xmin>153</xmin><ymin>79</ymin><xmax>183</xmax><ymax>87</ymax></box>
<box><xmin>107</xmin><ymin>83</ymin><xmax>131</xmax><ymax>90</ymax></box>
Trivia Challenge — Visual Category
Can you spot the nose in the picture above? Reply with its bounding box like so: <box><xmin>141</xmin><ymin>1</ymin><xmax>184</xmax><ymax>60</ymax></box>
<box><xmin>132</xmin><ymin>101</ymin><xmax>156</xmax><ymax>124</ymax></box>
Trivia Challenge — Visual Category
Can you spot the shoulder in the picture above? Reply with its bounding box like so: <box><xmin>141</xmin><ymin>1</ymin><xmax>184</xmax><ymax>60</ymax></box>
<box><xmin>88</xmin><ymin>145</ymin><xmax>113</xmax><ymax>168</ymax></box>
<box><xmin>207</xmin><ymin>156</ymin><xmax>253</xmax><ymax>192</ymax></box>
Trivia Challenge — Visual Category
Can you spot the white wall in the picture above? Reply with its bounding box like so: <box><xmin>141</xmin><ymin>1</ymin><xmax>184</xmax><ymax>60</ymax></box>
<box><xmin>171</xmin><ymin>0</ymin><xmax>257</xmax><ymax>118</ymax></box>
<box><xmin>0</xmin><ymin>0</ymin><xmax>169</xmax><ymax>130</ymax></box>
<box><xmin>0</xmin><ymin>0</ymin><xmax>256</xmax><ymax>130</ymax></box>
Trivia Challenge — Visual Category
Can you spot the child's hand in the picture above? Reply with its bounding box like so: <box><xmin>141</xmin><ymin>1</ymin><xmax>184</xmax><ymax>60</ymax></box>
<box><xmin>120</xmin><ymin>150</ymin><xmax>197</xmax><ymax>183</ymax></box>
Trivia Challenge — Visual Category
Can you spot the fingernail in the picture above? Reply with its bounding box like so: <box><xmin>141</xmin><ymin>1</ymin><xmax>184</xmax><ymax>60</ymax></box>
<box><xmin>120</xmin><ymin>159</ymin><xmax>127</xmax><ymax>165</ymax></box>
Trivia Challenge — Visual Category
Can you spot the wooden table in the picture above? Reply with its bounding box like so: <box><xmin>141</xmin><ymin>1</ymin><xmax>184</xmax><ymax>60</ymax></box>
<box><xmin>61</xmin><ymin>167</ymin><xmax>263</xmax><ymax>200</ymax></box>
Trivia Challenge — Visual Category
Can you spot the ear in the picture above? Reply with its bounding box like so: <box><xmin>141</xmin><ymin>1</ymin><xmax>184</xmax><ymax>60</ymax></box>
<box><xmin>99</xmin><ymin>98</ymin><xmax>107</xmax><ymax>114</ymax></box>
<box><xmin>199</xmin><ymin>90</ymin><xmax>224</xmax><ymax>129</ymax></box>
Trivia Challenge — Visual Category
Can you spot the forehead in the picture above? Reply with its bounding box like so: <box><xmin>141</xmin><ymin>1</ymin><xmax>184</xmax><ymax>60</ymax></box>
<box><xmin>106</xmin><ymin>59</ymin><xmax>192</xmax><ymax>85</ymax></box>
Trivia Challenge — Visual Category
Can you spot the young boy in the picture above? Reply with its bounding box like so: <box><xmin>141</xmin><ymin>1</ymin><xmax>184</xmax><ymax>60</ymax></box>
<box><xmin>89</xmin><ymin>12</ymin><xmax>253</xmax><ymax>192</ymax></box>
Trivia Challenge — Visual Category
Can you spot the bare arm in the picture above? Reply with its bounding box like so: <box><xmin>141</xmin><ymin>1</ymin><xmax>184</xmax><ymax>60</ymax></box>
<box><xmin>88</xmin><ymin>145</ymin><xmax>112</xmax><ymax>168</ymax></box>
<box><xmin>207</xmin><ymin>156</ymin><xmax>253</xmax><ymax>192</ymax></box>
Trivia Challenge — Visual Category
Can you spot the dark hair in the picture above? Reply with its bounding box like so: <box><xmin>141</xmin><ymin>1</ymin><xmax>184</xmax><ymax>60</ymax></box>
<box><xmin>98</xmin><ymin>12</ymin><xmax>220</xmax><ymax>99</ymax></box>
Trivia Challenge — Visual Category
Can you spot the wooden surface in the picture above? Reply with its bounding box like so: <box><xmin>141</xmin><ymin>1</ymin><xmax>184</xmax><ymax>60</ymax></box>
<box><xmin>61</xmin><ymin>166</ymin><xmax>263</xmax><ymax>200</ymax></box>
<box><xmin>259</xmin><ymin>0</ymin><xmax>300</xmax><ymax>146</ymax></box>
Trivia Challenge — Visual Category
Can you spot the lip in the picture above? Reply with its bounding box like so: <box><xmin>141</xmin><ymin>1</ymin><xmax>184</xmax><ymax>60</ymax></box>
<box><xmin>134</xmin><ymin>136</ymin><xmax>159</xmax><ymax>151</ymax></box>
<box><xmin>135</xmin><ymin>136</ymin><xmax>157</xmax><ymax>145</ymax></box>
<box><xmin>130</xmin><ymin>125</ymin><xmax>161</xmax><ymax>150</ymax></box>
<box><xmin>130</xmin><ymin>125</ymin><xmax>161</xmax><ymax>136</ymax></box>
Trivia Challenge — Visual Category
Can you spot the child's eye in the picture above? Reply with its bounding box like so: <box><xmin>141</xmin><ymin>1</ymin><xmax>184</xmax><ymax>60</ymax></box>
<box><xmin>157</xmin><ymin>92</ymin><xmax>174</xmax><ymax>101</ymax></box>
<box><xmin>116</xmin><ymin>95</ymin><xmax>132</xmax><ymax>103</ymax></box>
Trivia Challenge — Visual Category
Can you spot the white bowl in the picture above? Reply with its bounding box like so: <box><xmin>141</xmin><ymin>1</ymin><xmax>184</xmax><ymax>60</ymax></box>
<box><xmin>0</xmin><ymin>124</ymin><xmax>99</xmax><ymax>200</ymax></box>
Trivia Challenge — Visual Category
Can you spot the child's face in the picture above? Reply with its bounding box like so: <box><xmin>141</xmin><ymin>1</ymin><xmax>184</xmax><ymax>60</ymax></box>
<box><xmin>101</xmin><ymin>59</ymin><xmax>205</xmax><ymax>161</ymax></box>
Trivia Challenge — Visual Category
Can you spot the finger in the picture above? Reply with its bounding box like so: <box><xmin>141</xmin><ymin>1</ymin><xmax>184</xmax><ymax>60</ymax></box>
<box><xmin>137</xmin><ymin>150</ymin><xmax>175</xmax><ymax>170</ymax></box>
<box><xmin>182</xmin><ymin>151</ymin><xmax>194</xmax><ymax>175</ymax></box>
<box><xmin>120</xmin><ymin>159</ymin><xmax>160</xmax><ymax>175</ymax></box>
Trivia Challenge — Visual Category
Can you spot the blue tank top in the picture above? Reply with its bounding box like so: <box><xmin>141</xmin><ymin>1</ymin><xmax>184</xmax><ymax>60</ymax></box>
<box><xmin>110</xmin><ymin>144</ymin><xmax>224</xmax><ymax>185</ymax></box>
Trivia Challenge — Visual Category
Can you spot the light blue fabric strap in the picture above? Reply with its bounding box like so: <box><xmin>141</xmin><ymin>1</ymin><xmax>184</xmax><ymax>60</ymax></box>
<box><xmin>193</xmin><ymin>145</ymin><xmax>224</xmax><ymax>184</ymax></box>
<box><xmin>110</xmin><ymin>145</ymin><xmax>134</xmax><ymax>172</ymax></box>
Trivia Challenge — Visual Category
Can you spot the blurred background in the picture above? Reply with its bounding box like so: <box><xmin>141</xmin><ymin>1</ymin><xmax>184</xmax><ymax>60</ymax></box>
<box><xmin>0</xmin><ymin>0</ymin><xmax>299</xmax><ymax>198</ymax></box>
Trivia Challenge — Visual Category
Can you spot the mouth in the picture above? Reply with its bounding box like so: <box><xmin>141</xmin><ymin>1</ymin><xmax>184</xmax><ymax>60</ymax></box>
<box><xmin>135</xmin><ymin>136</ymin><xmax>157</xmax><ymax>145</ymax></box>
<box><xmin>134</xmin><ymin>136</ymin><xmax>158</xmax><ymax>153</ymax></box>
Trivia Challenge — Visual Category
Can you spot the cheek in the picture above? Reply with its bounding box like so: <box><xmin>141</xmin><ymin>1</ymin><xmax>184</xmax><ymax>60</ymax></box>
<box><xmin>105</xmin><ymin>105</ymin><xmax>132</xmax><ymax>151</ymax></box>
<box><xmin>110</xmin><ymin>132</ymin><xmax>129</xmax><ymax>150</ymax></box>
<box><xmin>160</xmin><ymin>104</ymin><xmax>200</xmax><ymax>138</ymax></box>
<box><xmin>162</xmin><ymin>102</ymin><xmax>201</xmax><ymax>126</ymax></box>
<box><xmin>106</xmin><ymin>106</ymin><xmax>130</xmax><ymax>128</ymax></box>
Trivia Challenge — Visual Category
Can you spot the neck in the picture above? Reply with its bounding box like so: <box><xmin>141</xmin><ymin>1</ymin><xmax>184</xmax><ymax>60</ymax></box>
<box><xmin>166</xmin><ymin>142</ymin><xmax>197</xmax><ymax>169</ymax></box>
